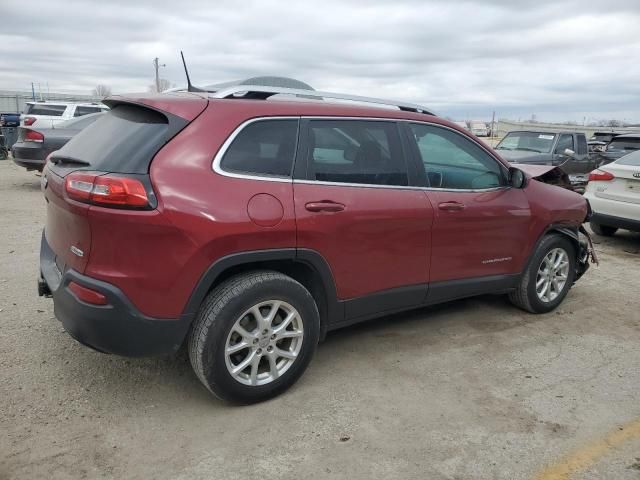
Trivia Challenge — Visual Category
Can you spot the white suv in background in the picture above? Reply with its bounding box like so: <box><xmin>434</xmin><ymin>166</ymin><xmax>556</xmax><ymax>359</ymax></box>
<box><xmin>20</xmin><ymin>102</ymin><xmax>109</xmax><ymax>128</ymax></box>
<box><xmin>584</xmin><ymin>150</ymin><xmax>640</xmax><ymax>236</ymax></box>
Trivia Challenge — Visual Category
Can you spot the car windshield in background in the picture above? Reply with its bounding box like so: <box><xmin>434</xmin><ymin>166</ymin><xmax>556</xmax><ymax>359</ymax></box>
<box><xmin>606</xmin><ymin>138</ymin><xmax>640</xmax><ymax>152</ymax></box>
<box><xmin>55</xmin><ymin>112</ymin><xmax>103</xmax><ymax>130</ymax></box>
<box><xmin>24</xmin><ymin>104</ymin><xmax>66</xmax><ymax>116</ymax></box>
<box><xmin>496</xmin><ymin>132</ymin><xmax>556</xmax><ymax>153</ymax></box>
<box><xmin>616</xmin><ymin>150</ymin><xmax>640</xmax><ymax>166</ymax></box>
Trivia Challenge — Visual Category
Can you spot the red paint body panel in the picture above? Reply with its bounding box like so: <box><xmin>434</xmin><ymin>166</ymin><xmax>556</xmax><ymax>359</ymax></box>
<box><xmin>427</xmin><ymin>188</ymin><xmax>532</xmax><ymax>282</ymax></box>
<box><xmin>293</xmin><ymin>183</ymin><xmax>433</xmax><ymax>299</ymax></box>
<box><xmin>42</xmin><ymin>93</ymin><xmax>589</xmax><ymax>321</ymax></box>
<box><xmin>43</xmin><ymin>167</ymin><xmax>92</xmax><ymax>273</ymax></box>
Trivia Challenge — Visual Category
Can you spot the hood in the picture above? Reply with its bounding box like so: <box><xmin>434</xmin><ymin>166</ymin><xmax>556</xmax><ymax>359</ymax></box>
<box><xmin>514</xmin><ymin>164</ymin><xmax>560</xmax><ymax>178</ymax></box>
<box><xmin>496</xmin><ymin>149</ymin><xmax>553</xmax><ymax>163</ymax></box>
<box><xmin>513</xmin><ymin>164</ymin><xmax>573</xmax><ymax>190</ymax></box>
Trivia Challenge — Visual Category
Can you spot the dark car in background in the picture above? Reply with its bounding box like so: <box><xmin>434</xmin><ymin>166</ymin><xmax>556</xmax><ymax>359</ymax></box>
<box><xmin>12</xmin><ymin>113</ymin><xmax>103</xmax><ymax>171</ymax></box>
<box><xmin>495</xmin><ymin>130</ymin><xmax>594</xmax><ymax>191</ymax></box>
<box><xmin>593</xmin><ymin>133</ymin><xmax>640</xmax><ymax>166</ymax></box>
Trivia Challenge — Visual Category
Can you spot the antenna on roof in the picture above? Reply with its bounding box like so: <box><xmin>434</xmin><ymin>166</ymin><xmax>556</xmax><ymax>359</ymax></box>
<box><xmin>180</xmin><ymin>51</ymin><xmax>205</xmax><ymax>92</ymax></box>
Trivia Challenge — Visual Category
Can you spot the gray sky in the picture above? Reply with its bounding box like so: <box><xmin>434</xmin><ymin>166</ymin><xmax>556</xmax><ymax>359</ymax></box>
<box><xmin>2</xmin><ymin>0</ymin><xmax>640</xmax><ymax>122</ymax></box>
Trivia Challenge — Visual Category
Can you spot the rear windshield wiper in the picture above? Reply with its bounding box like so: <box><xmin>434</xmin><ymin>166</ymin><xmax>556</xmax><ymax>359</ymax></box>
<box><xmin>49</xmin><ymin>155</ymin><xmax>90</xmax><ymax>166</ymax></box>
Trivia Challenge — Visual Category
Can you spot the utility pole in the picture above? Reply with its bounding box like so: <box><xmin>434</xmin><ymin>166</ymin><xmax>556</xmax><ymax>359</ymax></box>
<box><xmin>153</xmin><ymin>57</ymin><xmax>166</xmax><ymax>92</ymax></box>
<box><xmin>491</xmin><ymin>111</ymin><xmax>496</xmax><ymax>139</ymax></box>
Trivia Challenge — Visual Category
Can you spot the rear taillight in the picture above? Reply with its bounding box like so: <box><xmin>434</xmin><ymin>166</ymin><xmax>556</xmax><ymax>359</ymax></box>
<box><xmin>23</xmin><ymin>116</ymin><xmax>36</xmax><ymax>126</ymax></box>
<box><xmin>24</xmin><ymin>130</ymin><xmax>44</xmax><ymax>142</ymax></box>
<box><xmin>65</xmin><ymin>172</ymin><xmax>150</xmax><ymax>208</ymax></box>
<box><xmin>588</xmin><ymin>169</ymin><xmax>615</xmax><ymax>182</ymax></box>
<box><xmin>68</xmin><ymin>281</ymin><xmax>108</xmax><ymax>305</ymax></box>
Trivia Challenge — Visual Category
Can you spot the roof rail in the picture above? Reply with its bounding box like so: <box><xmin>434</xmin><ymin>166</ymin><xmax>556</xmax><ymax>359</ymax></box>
<box><xmin>209</xmin><ymin>85</ymin><xmax>436</xmax><ymax>116</ymax></box>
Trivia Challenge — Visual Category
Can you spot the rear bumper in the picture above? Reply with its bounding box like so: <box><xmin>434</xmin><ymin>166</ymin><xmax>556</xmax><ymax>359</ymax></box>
<box><xmin>590</xmin><ymin>213</ymin><xmax>640</xmax><ymax>232</ymax></box>
<box><xmin>39</xmin><ymin>233</ymin><xmax>192</xmax><ymax>356</ymax></box>
<box><xmin>12</xmin><ymin>144</ymin><xmax>46</xmax><ymax>170</ymax></box>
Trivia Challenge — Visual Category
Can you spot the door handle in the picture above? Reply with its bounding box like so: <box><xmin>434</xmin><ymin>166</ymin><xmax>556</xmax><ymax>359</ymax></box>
<box><xmin>438</xmin><ymin>201</ymin><xmax>465</xmax><ymax>211</ymax></box>
<box><xmin>305</xmin><ymin>201</ymin><xmax>345</xmax><ymax>213</ymax></box>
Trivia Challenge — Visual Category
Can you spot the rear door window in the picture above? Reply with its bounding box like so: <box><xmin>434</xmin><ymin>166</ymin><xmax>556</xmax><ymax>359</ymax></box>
<box><xmin>24</xmin><ymin>104</ymin><xmax>66</xmax><ymax>116</ymax></box>
<box><xmin>576</xmin><ymin>134</ymin><xmax>588</xmax><ymax>155</ymax></box>
<box><xmin>409</xmin><ymin>123</ymin><xmax>504</xmax><ymax>189</ymax></box>
<box><xmin>305</xmin><ymin>120</ymin><xmax>409</xmax><ymax>186</ymax></box>
<box><xmin>220</xmin><ymin>119</ymin><xmax>298</xmax><ymax>177</ymax></box>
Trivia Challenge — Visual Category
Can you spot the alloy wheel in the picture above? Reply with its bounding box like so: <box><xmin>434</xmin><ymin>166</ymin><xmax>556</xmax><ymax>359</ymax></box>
<box><xmin>535</xmin><ymin>248</ymin><xmax>570</xmax><ymax>303</ymax></box>
<box><xmin>224</xmin><ymin>301</ymin><xmax>304</xmax><ymax>386</ymax></box>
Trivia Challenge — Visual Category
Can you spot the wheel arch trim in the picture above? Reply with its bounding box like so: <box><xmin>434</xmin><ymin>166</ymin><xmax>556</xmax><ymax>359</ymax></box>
<box><xmin>182</xmin><ymin>248</ymin><xmax>342</xmax><ymax>339</ymax></box>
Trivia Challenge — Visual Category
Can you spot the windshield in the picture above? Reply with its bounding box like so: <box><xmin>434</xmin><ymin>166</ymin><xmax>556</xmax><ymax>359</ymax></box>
<box><xmin>496</xmin><ymin>132</ymin><xmax>556</xmax><ymax>153</ymax></box>
<box><xmin>606</xmin><ymin>138</ymin><xmax>640</xmax><ymax>152</ymax></box>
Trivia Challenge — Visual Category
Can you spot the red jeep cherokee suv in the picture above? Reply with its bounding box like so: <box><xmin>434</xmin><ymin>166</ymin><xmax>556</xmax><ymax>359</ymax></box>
<box><xmin>38</xmin><ymin>86</ymin><xmax>592</xmax><ymax>403</ymax></box>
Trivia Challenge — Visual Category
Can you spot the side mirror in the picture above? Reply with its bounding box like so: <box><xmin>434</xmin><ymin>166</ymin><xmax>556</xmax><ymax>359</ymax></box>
<box><xmin>563</xmin><ymin>148</ymin><xmax>575</xmax><ymax>157</ymax></box>
<box><xmin>509</xmin><ymin>167</ymin><xmax>527</xmax><ymax>189</ymax></box>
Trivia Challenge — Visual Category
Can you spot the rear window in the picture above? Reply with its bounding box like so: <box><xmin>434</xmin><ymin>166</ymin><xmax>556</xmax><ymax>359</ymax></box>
<box><xmin>24</xmin><ymin>104</ymin><xmax>66</xmax><ymax>116</ymax></box>
<box><xmin>616</xmin><ymin>151</ymin><xmax>640</xmax><ymax>166</ymax></box>
<box><xmin>607</xmin><ymin>138</ymin><xmax>640</xmax><ymax>152</ymax></box>
<box><xmin>52</xmin><ymin>105</ymin><xmax>170</xmax><ymax>174</ymax></box>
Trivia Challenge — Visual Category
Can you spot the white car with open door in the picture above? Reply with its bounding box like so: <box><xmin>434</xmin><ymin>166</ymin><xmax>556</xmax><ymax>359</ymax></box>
<box><xmin>584</xmin><ymin>150</ymin><xmax>640</xmax><ymax>236</ymax></box>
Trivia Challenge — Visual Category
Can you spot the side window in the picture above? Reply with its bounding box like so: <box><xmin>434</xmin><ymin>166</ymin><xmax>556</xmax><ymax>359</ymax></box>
<box><xmin>74</xmin><ymin>106</ymin><xmax>103</xmax><ymax>117</ymax></box>
<box><xmin>555</xmin><ymin>134</ymin><xmax>575</xmax><ymax>154</ymax></box>
<box><xmin>220</xmin><ymin>119</ymin><xmax>298</xmax><ymax>177</ymax></box>
<box><xmin>576</xmin><ymin>134</ymin><xmax>587</xmax><ymax>155</ymax></box>
<box><xmin>409</xmin><ymin>123</ymin><xmax>504</xmax><ymax>190</ymax></box>
<box><xmin>307</xmin><ymin>120</ymin><xmax>408</xmax><ymax>186</ymax></box>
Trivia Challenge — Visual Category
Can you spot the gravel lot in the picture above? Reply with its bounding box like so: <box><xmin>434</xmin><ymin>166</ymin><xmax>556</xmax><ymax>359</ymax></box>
<box><xmin>1</xmin><ymin>160</ymin><xmax>639</xmax><ymax>480</ymax></box>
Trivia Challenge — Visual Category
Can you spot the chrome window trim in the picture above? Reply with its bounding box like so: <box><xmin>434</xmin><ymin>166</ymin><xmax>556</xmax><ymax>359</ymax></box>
<box><xmin>212</xmin><ymin>116</ymin><xmax>510</xmax><ymax>193</ymax></box>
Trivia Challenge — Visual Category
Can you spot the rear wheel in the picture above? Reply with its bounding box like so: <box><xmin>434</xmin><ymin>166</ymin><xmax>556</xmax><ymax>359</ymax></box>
<box><xmin>188</xmin><ymin>271</ymin><xmax>320</xmax><ymax>404</ymax></box>
<box><xmin>509</xmin><ymin>234</ymin><xmax>576</xmax><ymax>313</ymax></box>
<box><xmin>589</xmin><ymin>221</ymin><xmax>617</xmax><ymax>237</ymax></box>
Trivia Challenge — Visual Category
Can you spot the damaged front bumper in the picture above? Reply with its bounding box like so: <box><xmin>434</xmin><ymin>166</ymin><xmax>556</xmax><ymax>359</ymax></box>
<box><xmin>576</xmin><ymin>224</ymin><xmax>598</xmax><ymax>281</ymax></box>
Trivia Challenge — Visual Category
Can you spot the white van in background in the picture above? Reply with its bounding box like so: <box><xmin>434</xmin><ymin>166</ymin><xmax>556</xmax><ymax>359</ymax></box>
<box><xmin>469</xmin><ymin>120</ymin><xmax>489</xmax><ymax>137</ymax></box>
<box><xmin>21</xmin><ymin>102</ymin><xmax>109</xmax><ymax>128</ymax></box>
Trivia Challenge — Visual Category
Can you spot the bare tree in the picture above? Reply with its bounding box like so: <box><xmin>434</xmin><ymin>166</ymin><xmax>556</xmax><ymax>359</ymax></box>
<box><xmin>148</xmin><ymin>78</ymin><xmax>175</xmax><ymax>93</ymax></box>
<box><xmin>92</xmin><ymin>84</ymin><xmax>112</xmax><ymax>98</ymax></box>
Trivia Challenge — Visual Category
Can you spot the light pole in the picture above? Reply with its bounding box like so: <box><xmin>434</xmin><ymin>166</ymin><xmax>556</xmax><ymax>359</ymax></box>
<box><xmin>153</xmin><ymin>57</ymin><xmax>166</xmax><ymax>92</ymax></box>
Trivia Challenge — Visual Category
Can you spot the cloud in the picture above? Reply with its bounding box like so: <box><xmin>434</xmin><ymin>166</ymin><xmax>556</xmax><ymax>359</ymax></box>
<box><xmin>1</xmin><ymin>0</ymin><xmax>639</xmax><ymax>122</ymax></box>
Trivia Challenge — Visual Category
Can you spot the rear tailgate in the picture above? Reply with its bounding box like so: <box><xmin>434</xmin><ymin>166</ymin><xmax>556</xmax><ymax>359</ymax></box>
<box><xmin>42</xmin><ymin>93</ymin><xmax>207</xmax><ymax>277</ymax></box>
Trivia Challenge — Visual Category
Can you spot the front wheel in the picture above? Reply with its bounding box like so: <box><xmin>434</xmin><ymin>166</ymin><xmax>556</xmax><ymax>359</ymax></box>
<box><xmin>188</xmin><ymin>271</ymin><xmax>320</xmax><ymax>404</ymax></box>
<box><xmin>509</xmin><ymin>234</ymin><xmax>576</xmax><ymax>313</ymax></box>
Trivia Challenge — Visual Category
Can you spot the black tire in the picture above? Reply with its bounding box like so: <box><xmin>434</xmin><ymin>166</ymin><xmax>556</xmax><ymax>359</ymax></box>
<box><xmin>509</xmin><ymin>235</ymin><xmax>576</xmax><ymax>314</ymax></box>
<box><xmin>188</xmin><ymin>271</ymin><xmax>320</xmax><ymax>404</ymax></box>
<box><xmin>590</xmin><ymin>221</ymin><xmax>617</xmax><ymax>237</ymax></box>
<box><xmin>0</xmin><ymin>149</ymin><xmax>7</xmax><ymax>161</ymax></box>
